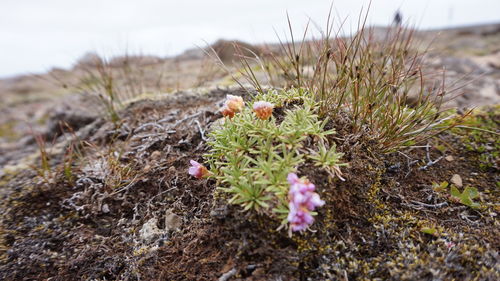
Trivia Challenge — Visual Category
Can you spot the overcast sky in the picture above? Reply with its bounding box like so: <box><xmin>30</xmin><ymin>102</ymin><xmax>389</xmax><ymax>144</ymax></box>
<box><xmin>1</xmin><ymin>0</ymin><xmax>499</xmax><ymax>78</ymax></box>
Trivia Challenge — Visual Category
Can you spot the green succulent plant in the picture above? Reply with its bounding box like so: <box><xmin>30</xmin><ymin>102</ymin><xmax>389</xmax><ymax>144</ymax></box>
<box><xmin>205</xmin><ymin>88</ymin><xmax>345</xmax><ymax>225</ymax></box>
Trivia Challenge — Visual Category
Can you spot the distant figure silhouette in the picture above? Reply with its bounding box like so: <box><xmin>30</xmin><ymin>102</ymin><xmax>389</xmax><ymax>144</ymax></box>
<box><xmin>393</xmin><ymin>10</ymin><xmax>402</xmax><ymax>26</ymax></box>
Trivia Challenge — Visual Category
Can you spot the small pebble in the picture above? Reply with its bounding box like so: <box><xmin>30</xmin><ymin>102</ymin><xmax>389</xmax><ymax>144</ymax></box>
<box><xmin>445</xmin><ymin>155</ymin><xmax>454</xmax><ymax>162</ymax></box>
<box><xmin>102</xmin><ymin>204</ymin><xmax>110</xmax><ymax>213</ymax></box>
<box><xmin>451</xmin><ymin>174</ymin><xmax>463</xmax><ymax>188</ymax></box>
<box><xmin>165</xmin><ymin>209</ymin><xmax>182</xmax><ymax>231</ymax></box>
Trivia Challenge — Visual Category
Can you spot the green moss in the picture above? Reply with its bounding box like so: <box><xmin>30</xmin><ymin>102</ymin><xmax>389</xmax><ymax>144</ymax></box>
<box><xmin>451</xmin><ymin>106</ymin><xmax>500</xmax><ymax>170</ymax></box>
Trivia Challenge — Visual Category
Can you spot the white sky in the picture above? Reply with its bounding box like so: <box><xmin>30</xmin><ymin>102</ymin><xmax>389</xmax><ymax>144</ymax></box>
<box><xmin>1</xmin><ymin>0</ymin><xmax>499</xmax><ymax>78</ymax></box>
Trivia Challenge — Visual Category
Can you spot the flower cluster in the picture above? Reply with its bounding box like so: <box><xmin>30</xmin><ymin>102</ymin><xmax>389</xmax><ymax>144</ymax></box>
<box><xmin>220</xmin><ymin>95</ymin><xmax>244</xmax><ymax>118</ymax></box>
<box><xmin>188</xmin><ymin>160</ymin><xmax>209</xmax><ymax>179</ymax></box>
<box><xmin>287</xmin><ymin>173</ymin><xmax>324</xmax><ymax>232</ymax></box>
<box><xmin>253</xmin><ymin>101</ymin><xmax>274</xmax><ymax>120</ymax></box>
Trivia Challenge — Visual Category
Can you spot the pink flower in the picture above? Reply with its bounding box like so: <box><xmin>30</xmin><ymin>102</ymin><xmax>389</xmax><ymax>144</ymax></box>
<box><xmin>188</xmin><ymin>160</ymin><xmax>209</xmax><ymax>179</ymax></box>
<box><xmin>288</xmin><ymin>173</ymin><xmax>315</xmax><ymax>193</ymax></box>
<box><xmin>220</xmin><ymin>95</ymin><xmax>244</xmax><ymax>118</ymax></box>
<box><xmin>287</xmin><ymin>173</ymin><xmax>324</xmax><ymax>232</ymax></box>
<box><xmin>253</xmin><ymin>101</ymin><xmax>274</xmax><ymax>120</ymax></box>
<box><xmin>287</xmin><ymin>173</ymin><xmax>300</xmax><ymax>185</ymax></box>
<box><xmin>225</xmin><ymin>95</ymin><xmax>244</xmax><ymax>112</ymax></box>
<box><xmin>220</xmin><ymin>105</ymin><xmax>235</xmax><ymax>118</ymax></box>
<box><xmin>445</xmin><ymin>241</ymin><xmax>456</xmax><ymax>250</ymax></box>
<box><xmin>309</xmin><ymin>193</ymin><xmax>325</xmax><ymax>207</ymax></box>
<box><xmin>287</xmin><ymin>203</ymin><xmax>314</xmax><ymax>232</ymax></box>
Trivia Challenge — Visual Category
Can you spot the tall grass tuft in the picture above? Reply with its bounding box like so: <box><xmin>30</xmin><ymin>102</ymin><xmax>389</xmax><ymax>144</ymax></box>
<box><xmin>75</xmin><ymin>53</ymin><xmax>170</xmax><ymax>125</ymax></box>
<box><xmin>233</xmin><ymin>9</ymin><xmax>470</xmax><ymax>152</ymax></box>
<box><xmin>33</xmin><ymin>133</ymin><xmax>52</xmax><ymax>182</ymax></box>
<box><xmin>77</xmin><ymin>55</ymin><xmax>123</xmax><ymax>125</ymax></box>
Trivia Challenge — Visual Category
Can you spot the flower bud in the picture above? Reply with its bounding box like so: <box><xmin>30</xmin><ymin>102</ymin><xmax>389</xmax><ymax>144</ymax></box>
<box><xmin>188</xmin><ymin>160</ymin><xmax>209</xmax><ymax>179</ymax></box>
<box><xmin>220</xmin><ymin>95</ymin><xmax>244</xmax><ymax>118</ymax></box>
<box><xmin>252</xmin><ymin>101</ymin><xmax>274</xmax><ymax>120</ymax></box>
<box><xmin>225</xmin><ymin>95</ymin><xmax>244</xmax><ymax>112</ymax></box>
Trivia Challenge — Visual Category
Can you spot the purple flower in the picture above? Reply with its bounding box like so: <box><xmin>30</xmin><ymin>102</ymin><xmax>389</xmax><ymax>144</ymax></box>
<box><xmin>287</xmin><ymin>203</ymin><xmax>314</xmax><ymax>232</ymax></box>
<box><xmin>287</xmin><ymin>173</ymin><xmax>325</xmax><ymax>232</ymax></box>
<box><xmin>307</xmin><ymin>193</ymin><xmax>325</xmax><ymax>210</ymax></box>
<box><xmin>288</xmin><ymin>173</ymin><xmax>315</xmax><ymax>193</ymax></box>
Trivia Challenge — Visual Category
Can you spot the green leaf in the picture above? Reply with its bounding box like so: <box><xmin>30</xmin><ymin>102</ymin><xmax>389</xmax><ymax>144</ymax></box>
<box><xmin>420</xmin><ymin>227</ymin><xmax>437</xmax><ymax>235</ymax></box>
<box><xmin>469</xmin><ymin>202</ymin><xmax>481</xmax><ymax>208</ymax></box>
<box><xmin>463</xmin><ymin>186</ymin><xmax>479</xmax><ymax>199</ymax></box>
<box><xmin>449</xmin><ymin>185</ymin><xmax>481</xmax><ymax>209</ymax></box>
<box><xmin>432</xmin><ymin>181</ymin><xmax>449</xmax><ymax>192</ymax></box>
<box><xmin>450</xmin><ymin>185</ymin><xmax>461</xmax><ymax>197</ymax></box>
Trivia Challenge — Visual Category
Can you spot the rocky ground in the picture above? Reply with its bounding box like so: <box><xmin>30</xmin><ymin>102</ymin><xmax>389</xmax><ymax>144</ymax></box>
<box><xmin>0</xmin><ymin>24</ymin><xmax>499</xmax><ymax>280</ymax></box>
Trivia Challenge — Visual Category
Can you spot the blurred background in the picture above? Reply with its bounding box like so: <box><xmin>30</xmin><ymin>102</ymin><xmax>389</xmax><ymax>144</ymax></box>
<box><xmin>1</xmin><ymin>0</ymin><xmax>500</xmax><ymax>78</ymax></box>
